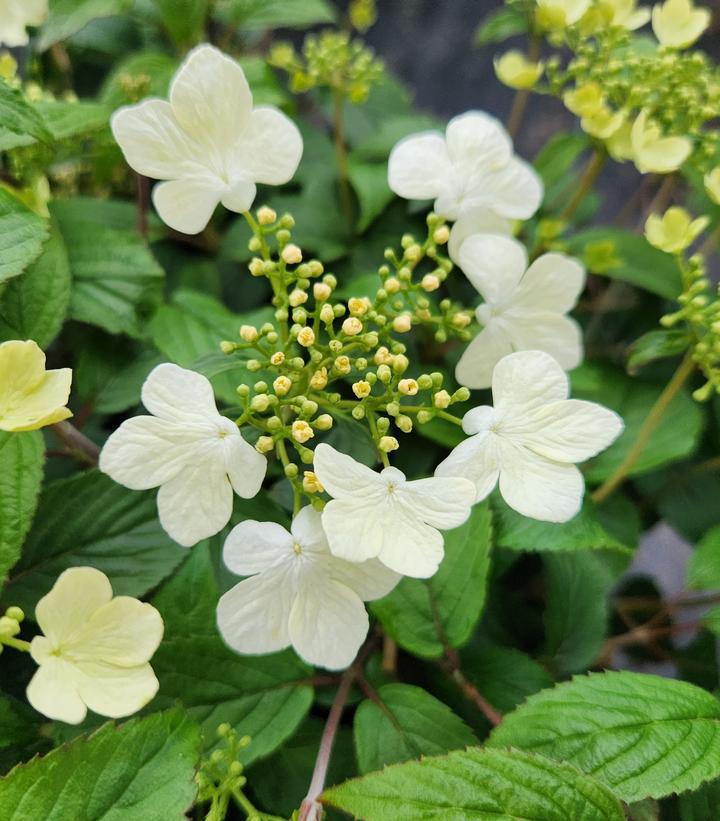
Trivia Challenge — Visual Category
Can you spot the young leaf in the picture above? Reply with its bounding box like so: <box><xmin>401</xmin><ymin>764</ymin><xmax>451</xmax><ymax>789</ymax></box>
<box><xmin>322</xmin><ymin>747</ymin><xmax>624</xmax><ymax>820</ymax></box>
<box><xmin>0</xmin><ymin>83</ymin><xmax>51</xmax><ymax>144</ymax></box>
<box><xmin>4</xmin><ymin>470</ymin><xmax>186</xmax><ymax>613</ymax></box>
<box><xmin>627</xmin><ymin>329</ymin><xmax>690</xmax><ymax>373</ymax></box>
<box><xmin>347</xmin><ymin>157</ymin><xmax>395</xmax><ymax>232</ymax></box>
<box><xmin>0</xmin><ymin>190</ymin><xmax>48</xmax><ymax>286</ymax></box>
<box><xmin>37</xmin><ymin>0</ymin><xmax>133</xmax><ymax>51</ymax></box>
<box><xmin>473</xmin><ymin>6</ymin><xmax>529</xmax><ymax>46</ymax></box>
<box><xmin>0</xmin><ymin>709</ymin><xmax>200</xmax><ymax>819</ymax></box>
<box><xmin>354</xmin><ymin>683</ymin><xmax>477</xmax><ymax>773</ymax></box>
<box><xmin>686</xmin><ymin>526</ymin><xmax>720</xmax><ymax>590</ymax></box>
<box><xmin>218</xmin><ymin>0</ymin><xmax>336</xmax><ymax>30</ymax></box>
<box><xmin>0</xmin><ymin>432</ymin><xmax>44</xmax><ymax>588</ymax></box>
<box><xmin>372</xmin><ymin>502</ymin><xmax>493</xmax><ymax>658</ymax></box>
<box><xmin>488</xmin><ymin>670</ymin><xmax>720</xmax><ymax>801</ymax></box>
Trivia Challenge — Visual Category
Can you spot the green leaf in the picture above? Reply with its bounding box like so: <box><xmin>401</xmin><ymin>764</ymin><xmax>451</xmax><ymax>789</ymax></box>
<box><xmin>216</xmin><ymin>0</ymin><xmax>336</xmax><ymax>30</ymax></box>
<box><xmin>152</xmin><ymin>0</ymin><xmax>209</xmax><ymax>46</ymax></box>
<box><xmin>0</xmin><ymin>82</ymin><xmax>51</xmax><ymax>144</ymax></box>
<box><xmin>0</xmin><ymin>189</ymin><xmax>48</xmax><ymax>286</ymax></box>
<box><xmin>322</xmin><ymin>747</ymin><xmax>624</xmax><ymax>820</ymax></box>
<box><xmin>37</xmin><ymin>0</ymin><xmax>133</xmax><ymax>50</ymax></box>
<box><xmin>0</xmin><ymin>694</ymin><xmax>47</xmax><ymax>772</ymax></box>
<box><xmin>534</xmin><ymin>133</ymin><xmax>592</xmax><ymax>199</ymax></box>
<box><xmin>678</xmin><ymin>779</ymin><xmax>720</xmax><ymax>820</ymax></box>
<box><xmin>0</xmin><ymin>228</ymin><xmax>71</xmax><ymax>347</ymax></box>
<box><xmin>94</xmin><ymin>350</ymin><xmax>165</xmax><ymax>414</ymax></box>
<box><xmin>4</xmin><ymin>470</ymin><xmax>186</xmax><ymax>614</ymax></box>
<box><xmin>0</xmin><ymin>101</ymin><xmax>110</xmax><ymax>149</ymax></box>
<box><xmin>151</xmin><ymin>544</ymin><xmax>313</xmax><ymax>764</ymax></box>
<box><xmin>0</xmin><ymin>432</ymin><xmax>44</xmax><ymax>589</ymax></box>
<box><xmin>353</xmin><ymin>114</ymin><xmax>443</xmax><ymax>162</ymax></box>
<box><xmin>701</xmin><ymin>607</ymin><xmax>720</xmax><ymax>634</ymax></box>
<box><xmin>473</xmin><ymin>6</ymin><xmax>529</xmax><ymax>45</ymax></box>
<box><xmin>488</xmin><ymin>670</ymin><xmax>720</xmax><ymax>802</ymax></box>
<box><xmin>627</xmin><ymin>329</ymin><xmax>690</xmax><ymax>372</ymax></box>
<box><xmin>0</xmin><ymin>709</ymin><xmax>200</xmax><ymax>820</ymax></box>
<box><xmin>354</xmin><ymin>683</ymin><xmax>477</xmax><ymax>774</ymax></box>
<box><xmin>565</xmin><ymin>228</ymin><xmax>681</xmax><ymax>299</ymax></box>
<box><xmin>51</xmin><ymin>198</ymin><xmax>164</xmax><ymax>337</ymax></box>
<box><xmin>101</xmin><ymin>52</ymin><xmax>178</xmax><ymax>109</ymax></box>
<box><xmin>348</xmin><ymin>157</ymin><xmax>394</xmax><ymax>232</ymax></box>
<box><xmin>372</xmin><ymin>502</ymin><xmax>492</xmax><ymax>658</ymax></box>
<box><xmin>687</xmin><ymin>526</ymin><xmax>720</xmax><ymax>590</ymax></box>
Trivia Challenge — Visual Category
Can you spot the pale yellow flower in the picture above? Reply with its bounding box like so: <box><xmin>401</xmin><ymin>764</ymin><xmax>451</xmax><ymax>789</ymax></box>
<box><xmin>704</xmin><ymin>167</ymin><xmax>720</xmax><ymax>205</ymax></box>
<box><xmin>563</xmin><ymin>83</ymin><xmax>625</xmax><ymax>139</ymax></box>
<box><xmin>630</xmin><ymin>110</ymin><xmax>692</xmax><ymax>173</ymax></box>
<box><xmin>645</xmin><ymin>206</ymin><xmax>709</xmax><ymax>253</ymax></box>
<box><xmin>0</xmin><ymin>340</ymin><xmax>72</xmax><ymax>432</ymax></box>
<box><xmin>536</xmin><ymin>0</ymin><xmax>591</xmax><ymax>27</ymax></box>
<box><xmin>599</xmin><ymin>0</ymin><xmax>651</xmax><ymax>29</ymax></box>
<box><xmin>652</xmin><ymin>0</ymin><xmax>711</xmax><ymax>48</ymax></box>
<box><xmin>606</xmin><ymin>122</ymin><xmax>635</xmax><ymax>161</ymax></box>
<box><xmin>494</xmin><ymin>51</ymin><xmax>544</xmax><ymax>89</ymax></box>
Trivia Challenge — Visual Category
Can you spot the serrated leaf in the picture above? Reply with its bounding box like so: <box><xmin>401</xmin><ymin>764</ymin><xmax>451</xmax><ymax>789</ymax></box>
<box><xmin>0</xmin><ymin>101</ymin><xmax>110</xmax><ymax>149</ymax></box>
<box><xmin>151</xmin><ymin>543</ymin><xmax>313</xmax><ymax>764</ymax></box>
<box><xmin>488</xmin><ymin>670</ymin><xmax>720</xmax><ymax>802</ymax></box>
<box><xmin>0</xmin><ymin>189</ymin><xmax>48</xmax><ymax>285</ymax></box>
<box><xmin>473</xmin><ymin>6</ymin><xmax>529</xmax><ymax>45</ymax></box>
<box><xmin>37</xmin><ymin>0</ymin><xmax>133</xmax><ymax>50</ymax></box>
<box><xmin>348</xmin><ymin>157</ymin><xmax>394</xmax><ymax>232</ymax></box>
<box><xmin>354</xmin><ymin>683</ymin><xmax>477</xmax><ymax>773</ymax></box>
<box><xmin>0</xmin><ymin>432</ymin><xmax>44</xmax><ymax>588</ymax></box>
<box><xmin>687</xmin><ymin>526</ymin><xmax>720</xmax><ymax>590</ymax></box>
<box><xmin>322</xmin><ymin>747</ymin><xmax>624</xmax><ymax>820</ymax></box>
<box><xmin>372</xmin><ymin>502</ymin><xmax>492</xmax><ymax>658</ymax></box>
<box><xmin>0</xmin><ymin>82</ymin><xmax>50</xmax><ymax>143</ymax></box>
<box><xmin>4</xmin><ymin>470</ymin><xmax>185</xmax><ymax>614</ymax></box>
<box><xmin>0</xmin><ymin>228</ymin><xmax>71</xmax><ymax>347</ymax></box>
<box><xmin>627</xmin><ymin>329</ymin><xmax>690</xmax><ymax>372</ymax></box>
<box><xmin>0</xmin><ymin>709</ymin><xmax>200</xmax><ymax>820</ymax></box>
<box><xmin>0</xmin><ymin>694</ymin><xmax>47</xmax><ymax>772</ymax></box>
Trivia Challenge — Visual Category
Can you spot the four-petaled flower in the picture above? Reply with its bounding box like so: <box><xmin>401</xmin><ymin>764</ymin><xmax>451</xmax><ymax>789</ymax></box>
<box><xmin>313</xmin><ymin>443</ymin><xmax>476</xmax><ymax>578</ymax></box>
<box><xmin>100</xmin><ymin>363</ymin><xmax>266</xmax><ymax>547</ymax></box>
<box><xmin>0</xmin><ymin>340</ymin><xmax>72</xmax><ymax>432</ymax></box>
<box><xmin>111</xmin><ymin>44</ymin><xmax>303</xmax><ymax>234</ymax></box>
<box><xmin>0</xmin><ymin>0</ymin><xmax>47</xmax><ymax>47</ymax></box>
<box><xmin>27</xmin><ymin>567</ymin><xmax>163</xmax><ymax>724</ymax></box>
<box><xmin>652</xmin><ymin>0</ymin><xmax>710</xmax><ymax>49</ymax></box>
<box><xmin>436</xmin><ymin>350</ymin><xmax>623</xmax><ymax>522</ymax></box>
<box><xmin>631</xmin><ymin>110</ymin><xmax>692</xmax><ymax>174</ymax></box>
<box><xmin>217</xmin><ymin>506</ymin><xmax>400</xmax><ymax>670</ymax></box>
<box><xmin>454</xmin><ymin>234</ymin><xmax>585</xmax><ymax>389</ymax></box>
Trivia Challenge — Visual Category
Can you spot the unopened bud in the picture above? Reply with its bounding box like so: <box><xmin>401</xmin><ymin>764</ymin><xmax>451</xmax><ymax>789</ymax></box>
<box><xmin>256</xmin><ymin>435</ymin><xmax>274</xmax><ymax>453</ymax></box>
<box><xmin>282</xmin><ymin>244</ymin><xmax>303</xmax><ymax>264</ymax></box>
<box><xmin>398</xmin><ymin>378</ymin><xmax>419</xmax><ymax>396</ymax></box>
<box><xmin>257</xmin><ymin>206</ymin><xmax>277</xmax><ymax>225</ymax></box>
<box><xmin>342</xmin><ymin>317</ymin><xmax>363</xmax><ymax>336</ymax></box>
<box><xmin>292</xmin><ymin>420</ymin><xmax>314</xmax><ymax>443</ymax></box>
<box><xmin>348</xmin><ymin>297</ymin><xmax>370</xmax><ymax>316</ymax></box>
<box><xmin>374</xmin><ymin>346</ymin><xmax>393</xmax><ymax>365</ymax></box>
<box><xmin>433</xmin><ymin>390</ymin><xmax>451</xmax><ymax>409</ymax></box>
<box><xmin>396</xmin><ymin>415</ymin><xmax>413</xmax><ymax>433</ymax></box>
<box><xmin>378</xmin><ymin>436</ymin><xmax>400</xmax><ymax>453</ymax></box>
<box><xmin>303</xmin><ymin>471</ymin><xmax>324</xmax><ymax>493</ymax></box>
<box><xmin>320</xmin><ymin>304</ymin><xmax>335</xmax><ymax>324</ymax></box>
<box><xmin>220</xmin><ymin>340</ymin><xmax>237</xmax><ymax>354</ymax></box>
<box><xmin>433</xmin><ymin>225</ymin><xmax>450</xmax><ymax>244</ymax></box>
<box><xmin>392</xmin><ymin>354</ymin><xmax>409</xmax><ymax>374</ymax></box>
<box><xmin>289</xmin><ymin>289</ymin><xmax>308</xmax><ymax>307</ymax></box>
<box><xmin>296</xmin><ymin>327</ymin><xmax>315</xmax><ymax>347</ymax></box>
<box><xmin>239</xmin><ymin>325</ymin><xmax>259</xmax><ymax>342</ymax></box>
<box><xmin>273</xmin><ymin>375</ymin><xmax>292</xmax><ymax>396</ymax></box>
<box><xmin>314</xmin><ymin>282</ymin><xmax>332</xmax><ymax>301</ymax></box>
<box><xmin>385</xmin><ymin>277</ymin><xmax>401</xmax><ymax>294</ymax></box>
<box><xmin>250</xmin><ymin>394</ymin><xmax>270</xmax><ymax>412</ymax></box>
<box><xmin>393</xmin><ymin>314</ymin><xmax>412</xmax><ymax>333</ymax></box>
<box><xmin>315</xmin><ymin>413</ymin><xmax>333</xmax><ymax>430</ymax></box>
<box><xmin>421</xmin><ymin>274</ymin><xmax>440</xmax><ymax>292</ymax></box>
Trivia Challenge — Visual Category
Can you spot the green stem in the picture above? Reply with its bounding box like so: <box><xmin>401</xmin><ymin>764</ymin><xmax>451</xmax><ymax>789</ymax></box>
<box><xmin>559</xmin><ymin>148</ymin><xmax>606</xmax><ymax>223</ymax></box>
<box><xmin>231</xmin><ymin>787</ymin><xmax>285</xmax><ymax>820</ymax></box>
<box><xmin>506</xmin><ymin>37</ymin><xmax>541</xmax><ymax>139</ymax></box>
<box><xmin>333</xmin><ymin>90</ymin><xmax>353</xmax><ymax>225</ymax></box>
<box><xmin>276</xmin><ymin>438</ymin><xmax>302</xmax><ymax>516</ymax></box>
<box><xmin>2</xmin><ymin>637</ymin><xmax>31</xmax><ymax>652</ymax></box>
<box><xmin>367</xmin><ymin>412</ymin><xmax>389</xmax><ymax>468</ymax></box>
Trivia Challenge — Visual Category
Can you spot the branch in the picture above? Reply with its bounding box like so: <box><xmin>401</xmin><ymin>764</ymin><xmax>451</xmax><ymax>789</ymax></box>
<box><xmin>442</xmin><ymin>647</ymin><xmax>502</xmax><ymax>727</ymax></box>
<box><xmin>50</xmin><ymin>421</ymin><xmax>100</xmax><ymax>467</ymax></box>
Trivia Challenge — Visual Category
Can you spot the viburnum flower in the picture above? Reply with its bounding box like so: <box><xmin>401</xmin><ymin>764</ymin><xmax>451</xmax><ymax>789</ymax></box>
<box><xmin>217</xmin><ymin>507</ymin><xmax>399</xmax><ymax>670</ymax></box>
<box><xmin>705</xmin><ymin>168</ymin><xmax>720</xmax><ymax>206</ymax></box>
<box><xmin>26</xmin><ymin>567</ymin><xmax>163</xmax><ymax>724</ymax></box>
<box><xmin>312</xmin><ymin>443</ymin><xmax>476</xmax><ymax>578</ymax></box>
<box><xmin>0</xmin><ymin>340</ymin><xmax>72</xmax><ymax>432</ymax></box>
<box><xmin>436</xmin><ymin>351</ymin><xmax>623</xmax><ymax>523</ymax></box>
<box><xmin>388</xmin><ymin>111</ymin><xmax>543</xmax><ymax>228</ymax></box>
<box><xmin>601</xmin><ymin>0</ymin><xmax>651</xmax><ymax>29</ymax></box>
<box><xmin>0</xmin><ymin>0</ymin><xmax>47</xmax><ymax>47</ymax></box>
<box><xmin>563</xmin><ymin>83</ymin><xmax>625</xmax><ymax>140</ymax></box>
<box><xmin>454</xmin><ymin>234</ymin><xmax>585</xmax><ymax>389</ymax></box>
<box><xmin>652</xmin><ymin>0</ymin><xmax>710</xmax><ymax>48</ymax></box>
<box><xmin>645</xmin><ymin>206</ymin><xmax>709</xmax><ymax>254</ymax></box>
<box><xmin>631</xmin><ymin>110</ymin><xmax>692</xmax><ymax>174</ymax></box>
<box><xmin>535</xmin><ymin>0</ymin><xmax>591</xmax><ymax>28</ymax></box>
<box><xmin>494</xmin><ymin>51</ymin><xmax>544</xmax><ymax>90</ymax></box>
<box><xmin>447</xmin><ymin>207</ymin><xmax>512</xmax><ymax>262</ymax></box>
<box><xmin>111</xmin><ymin>43</ymin><xmax>303</xmax><ymax>234</ymax></box>
<box><xmin>100</xmin><ymin>363</ymin><xmax>266</xmax><ymax>547</ymax></box>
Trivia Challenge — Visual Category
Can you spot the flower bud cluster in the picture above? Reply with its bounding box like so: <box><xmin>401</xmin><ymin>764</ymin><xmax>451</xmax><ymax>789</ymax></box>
<box><xmin>0</xmin><ymin>606</ymin><xmax>25</xmax><ymax>654</ymax></box>
<box><xmin>195</xmin><ymin>723</ymin><xmax>253</xmax><ymax>809</ymax></box>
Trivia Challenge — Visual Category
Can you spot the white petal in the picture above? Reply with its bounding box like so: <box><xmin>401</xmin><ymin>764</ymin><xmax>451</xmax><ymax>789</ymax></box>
<box><xmin>457</xmin><ymin>234</ymin><xmax>527</xmax><ymax>304</ymax></box>
<box><xmin>73</xmin><ymin>661</ymin><xmax>159</xmax><ymax>719</ymax></box>
<box><xmin>503</xmin><ymin>312</ymin><xmax>584</xmax><ymax>372</ymax></box>
<box><xmin>26</xmin><ymin>658</ymin><xmax>87</xmax><ymax>724</ymax></box>
<box><xmin>223</xmin><ymin>433</ymin><xmax>267</xmax><ymax>498</ymax></box>
<box><xmin>152</xmin><ymin>177</ymin><xmax>222</xmax><ymax>235</ymax></box>
<box><xmin>446</xmin><ymin>111</ymin><xmax>512</xmax><ymax>174</ymax></box>
<box><xmin>514</xmin><ymin>399</ymin><xmax>624</xmax><ymax>463</ymax></box>
<box><xmin>497</xmin><ymin>438</ymin><xmax>585</xmax><ymax>522</ymax></box>
<box><xmin>469</xmin><ymin>157</ymin><xmax>543</xmax><ymax>220</ymax></box>
<box><xmin>322</xmin><ymin>498</ymin><xmax>384</xmax><ymax>562</ymax></box>
<box><xmin>169</xmin><ymin>44</ymin><xmax>252</xmax><ymax>150</ymax></box>
<box><xmin>223</xmin><ymin>520</ymin><xmax>293</xmax><ymax>575</ymax></box>
<box><xmin>492</xmin><ymin>350</ymin><xmax>569</xmax><ymax>415</ymax></box>
<box><xmin>288</xmin><ymin>577</ymin><xmax>368</xmax><ymax>670</ymax></box>
<box><xmin>237</xmin><ymin>107</ymin><xmax>303</xmax><ymax>185</ymax></box>
<box><xmin>515</xmin><ymin>252</ymin><xmax>586</xmax><ymax>313</ymax></box>
<box><xmin>290</xmin><ymin>505</ymin><xmax>329</xmax><ymax>555</ymax></box>
<box><xmin>325</xmin><ymin>556</ymin><xmax>400</xmax><ymax>602</ymax></box>
<box><xmin>401</xmin><ymin>476</ymin><xmax>476</xmax><ymax>529</ymax></box>
<box><xmin>99</xmin><ymin>416</ymin><xmax>200</xmax><ymax>491</ymax></box>
<box><xmin>141</xmin><ymin>363</ymin><xmax>219</xmax><ymax>422</ymax></box>
<box><xmin>312</xmin><ymin>443</ymin><xmax>385</xmax><ymax>500</ymax></box>
<box><xmin>219</xmin><ymin>177</ymin><xmax>257</xmax><ymax>214</ymax></box>
<box><xmin>156</xmin><ymin>456</ymin><xmax>234</xmax><ymax>546</ymax></box>
<box><xmin>448</xmin><ymin>207</ymin><xmax>512</xmax><ymax>263</ymax></box>
<box><xmin>435</xmin><ymin>430</ymin><xmax>501</xmax><ymax>504</ymax></box>
<box><xmin>461</xmin><ymin>406</ymin><xmax>497</xmax><ymax>435</ymax></box>
<box><xmin>35</xmin><ymin>567</ymin><xmax>111</xmax><ymax>647</ymax></box>
<box><xmin>217</xmin><ymin>566</ymin><xmax>294</xmax><ymax>655</ymax></box>
<box><xmin>110</xmin><ymin>100</ymin><xmax>204</xmax><ymax>180</ymax></box>
<box><xmin>376</xmin><ymin>510</ymin><xmax>445</xmax><ymax>579</ymax></box>
<box><xmin>388</xmin><ymin>132</ymin><xmax>454</xmax><ymax>202</ymax></box>
<box><xmin>455</xmin><ymin>322</ymin><xmax>514</xmax><ymax>390</ymax></box>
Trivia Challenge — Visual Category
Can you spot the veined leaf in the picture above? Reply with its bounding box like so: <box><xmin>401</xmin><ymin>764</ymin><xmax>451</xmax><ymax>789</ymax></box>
<box><xmin>687</xmin><ymin>526</ymin><xmax>720</xmax><ymax>590</ymax></box>
<box><xmin>0</xmin><ymin>82</ymin><xmax>50</xmax><ymax>144</ymax></box>
<box><xmin>37</xmin><ymin>0</ymin><xmax>133</xmax><ymax>50</ymax></box>
<box><xmin>0</xmin><ymin>190</ymin><xmax>48</xmax><ymax>285</ymax></box>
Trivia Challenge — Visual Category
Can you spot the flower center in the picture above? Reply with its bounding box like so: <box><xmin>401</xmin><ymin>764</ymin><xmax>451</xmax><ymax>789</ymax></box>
<box><xmin>293</xmin><ymin>542</ymin><xmax>303</xmax><ymax>555</ymax></box>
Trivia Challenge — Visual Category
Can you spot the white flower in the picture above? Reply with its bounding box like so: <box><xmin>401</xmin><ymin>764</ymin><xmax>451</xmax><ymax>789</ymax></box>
<box><xmin>217</xmin><ymin>507</ymin><xmax>399</xmax><ymax>670</ymax></box>
<box><xmin>454</xmin><ymin>234</ymin><xmax>585</xmax><ymax>389</ymax></box>
<box><xmin>100</xmin><ymin>363</ymin><xmax>266</xmax><ymax>547</ymax></box>
<box><xmin>0</xmin><ymin>0</ymin><xmax>47</xmax><ymax>47</ymax></box>
<box><xmin>436</xmin><ymin>351</ymin><xmax>623</xmax><ymax>523</ymax></box>
<box><xmin>312</xmin><ymin>444</ymin><xmax>476</xmax><ymax>579</ymax></box>
<box><xmin>388</xmin><ymin>111</ymin><xmax>543</xmax><ymax>224</ymax></box>
<box><xmin>447</xmin><ymin>207</ymin><xmax>512</xmax><ymax>263</ymax></box>
<box><xmin>26</xmin><ymin>567</ymin><xmax>163</xmax><ymax>724</ymax></box>
<box><xmin>111</xmin><ymin>43</ymin><xmax>303</xmax><ymax>235</ymax></box>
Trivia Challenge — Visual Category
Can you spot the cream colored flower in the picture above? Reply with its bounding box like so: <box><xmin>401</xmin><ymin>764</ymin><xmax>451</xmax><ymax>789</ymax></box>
<box><xmin>563</xmin><ymin>83</ymin><xmax>625</xmax><ymax>140</ymax></box>
<box><xmin>26</xmin><ymin>567</ymin><xmax>163</xmax><ymax>724</ymax></box>
<box><xmin>652</xmin><ymin>0</ymin><xmax>711</xmax><ymax>48</ymax></box>
<box><xmin>645</xmin><ymin>207</ymin><xmax>709</xmax><ymax>253</ymax></box>
<box><xmin>536</xmin><ymin>0</ymin><xmax>591</xmax><ymax>27</ymax></box>
<box><xmin>494</xmin><ymin>51</ymin><xmax>544</xmax><ymax>89</ymax></box>
<box><xmin>0</xmin><ymin>0</ymin><xmax>47</xmax><ymax>47</ymax></box>
<box><xmin>600</xmin><ymin>0</ymin><xmax>651</xmax><ymax>29</ymax></box>
<box><xmin>704</xmin><ymin>167</ymin><xmax>720</xmax><ymax>205</ymax></box>
<box><xmin>630</xmin><ymin>110</ymin><xmax>692</xmax><ymax>174</ymax></box>
<box><xmin>0</xmin><ymin>340</ymin><xmax>72</xmax><ymax>432</ymax></box>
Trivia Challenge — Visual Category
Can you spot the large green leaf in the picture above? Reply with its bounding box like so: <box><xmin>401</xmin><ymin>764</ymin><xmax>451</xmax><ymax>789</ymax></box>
<box><xmin>0</xmin><ymin>83</ymin><xmax>50</xmax><ymax>145</ymax></box>
<box><xmin>0</xmin><ymin>101</ymin><xmax>110</xmax><ymax>150</ymax></box>
<box><xmin>4</xmin><ymin>470</ymin><xmax>185</xmax><ymax>614</ymax></box>
<box><xmin>152</xmin><ymin>0</ymin><xmax>208</xmax><ymax>46</ymax></box>
<box><xmin>347</xmin><ymin>157</ymin><xmax>394</xmax><ymax>232</ymax></box>
<box><xmin>679</xmin><ymin>779</ymin><xmax>720</xmax><ymax>820</ymax></box>
<box><xmin>322</xmin><ymin>747</ymin><xmax>624</xmax><ymax>820</ymax></box>
<box><xmin>0</xmin><ymin>432</ymin><xmax>44</xmax><ymax>588</ymax></box>
<box><xmin>216</xmin><ymin>0</ymin><xmax>336</xmax><ymax>29</ymax></box>
<box><xmin>151</xmin><ymin>543</ymin><xmax>313</xmax><ymax>764</ymax></box>
<box><xmin>354</xmin><ymin>683</ymin><xmax>477</xmax><ymax>774</ymax></box>
<box><xmin>372</xmin><ymin>502</ymin><xmax>492</xmax><ymax>658</ymax></box>
<box><xmin>0</xmin><ymin>694</ymin><xmax>47</xmax><ymax>772</ymax></box>
<box><xmin>0</xmin><ymin>190</ymin><xmax>48</xmax><ymax>286</ymax></box>
<box><xmin>51</xmin><ymin>198</ymin><xmax>164</xmax><ymax>337</ymax></box>
<box><xmin>488</xmin><ymin>671</ymin><xmax>720</xmax><ymax>801</ymax></box>
<box><xmin>0</xmin><ymin>709</ymin><xmax>200</xmax><ymax>820</ymax></box>
<box><xmin>687</xmin><ymin>526</ymin><xmax>720</xmax><ymax>590</ymax></box>
<box><xmin>37</xmin><ymin>0</ymin><xmax>133</xmax><ymax>50</ymax></box>
<box><xmin>0</xmin><ymin>229</ymin><xmax>71</xmax><ymax>347</ymax></box>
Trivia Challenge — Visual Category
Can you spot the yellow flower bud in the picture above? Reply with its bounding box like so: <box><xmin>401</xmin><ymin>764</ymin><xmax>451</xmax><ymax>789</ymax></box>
<box><xmin>270</xmin><ymin>351</ymin><xmax>285</xmax><ymax>366</ymax></box>
<box><xmin>378</xmin><ymin>435</ymin><xmax>400</xmax><ymax>453</ymax></box>
<box><xmin>421</xmin><ymin>274</ymin><xmax>441</xmax><ymax>292</ymax></box>
<box><xmin>645</xmin><ymin>206</ymin><xmax>710</xmax><ymax>254</ymax></box>
<box><xmin>251</xmin><ymin>394</ymin><xmax>269</xmax><ymax>412</ymax></box>
<box><xmin>256</xmin><ymin>435</ymin><xmax>275</xmax><ymax>453</ymax></box>
<box><xmin>398</xmin><ymin>378</ymin><xmax>419</xmax><ymax>396</ymax></box>
<box><xmin>257</xmin><ymin>206</ymin><xmax>277</xmax><ymax>225</ymax></box>
<box><xmin>396</xmin><ymin>415</ymin><xmax>413</xmax><ymax>433</ymax></box>
<box><xmin>352</xmin><ymin>380</ymin><xmax>371</xmax><ymax>398</ymax></box>
<box><xmin>320</xmin><ymin>304</ymin><xmax>335</xmax><ymax>324</ymax></box>
<box><xmin>302</xmin><ymin>471</ymin><xmax>324</xmax><ymax>493</ymax></box>
<box><xmin>315</xmin><ymin>413</ymin><xmax>333</xmax><ymax>430</ymax></box>
<box><xmin>451</xmin><ymin>312</ymin><xmax>472</xmax><ymax>329</ymax></box>
<box><xmin>432</xmin><ymin>226</ymin><xmax>450</xmax><ymax>245</ymax></box>
<box><xmin>220</xmin><ymin>340</ymin><xmax>236</xmax><ymax>354</ymax></box>
<box><xmin>282</xmin><ymin>244</ymin><xmax>303</xmax><ymax>264</ymax></box>
<box><xmin>292</xmin><ymin>420</ymin><xmax>314</xmax><ymax>443</ymax></box>
<box><xmin>348</xmin><ymin>296</ymin><xmax>370</xmax><ymax>316</ymax></box>
<box><xmin>239</xmin><ymin>325</ymin><xmax>259</xmax><ymax>343</ymax></box>
<box><xmin>393</xmin><ymin>314</ymin><xmax>412</xmax><ymax>333</ymax></box>
<box><xmin>313</xmin><ymin>282</ymin><xmax>332</xmax><ymax>301</ymax></box>
<box><xmin>296</xmin><ymin>327</ymin><xmax>315</xmax><ymax>347</ymax></box>
<box><xmin>374</xmin><ymin>346</ymin><xmax>393</xmax><ymax>365</ymax></box>
<box><xmin>273</xmin><ymin>375</ymin><xmax>292</xmax><ymax>396</ymax></box>
<box><xmin>289</xmin><ymin>288</ymin><xmax>308</xmax><ymax>307</ymax></box>
<box><xmin>334</xmin><ymin>356</ymin><xmax>351</xmax><ymax>374</ymax></box>
<box><xmin>433</xmin><ymin>389</ymin><xmax>452</xmax><ymax>409</ymax></box>
<box><xmin>342</xmin><ymin>317</ymin><xmax>363</xmax><ymax>336</ymax></box>
<box><xmin>310</xmin><ymin>367</ymin><xmax>328</xmax><ymax>389</ymax></box>
<box><xmin>384</xmin><ymin>277</ymin><xmax>401</xmax><ymax>294</ymax></box>
<box><xmin>494</xmin><ymin>50</ymin><xmax>544</xmax><ymax>89</ymax></box>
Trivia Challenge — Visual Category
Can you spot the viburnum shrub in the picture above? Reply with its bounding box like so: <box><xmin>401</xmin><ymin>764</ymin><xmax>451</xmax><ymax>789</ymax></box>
<box><xmin>2</xmin><ymin>0</ymin><xmax>720</xmax><ymax>818</ymax></box>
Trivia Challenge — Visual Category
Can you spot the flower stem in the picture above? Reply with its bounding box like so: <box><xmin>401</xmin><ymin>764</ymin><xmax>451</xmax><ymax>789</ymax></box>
<box><xmin>367</xmin><ymin>411</ymin><xmax>389</xmax><ymax>467</ymax></box>
<box><xmin>333</xmin><ymin>90</ymin><xmax>353</xmax><ymax>226</ymax></box>
<box><xmin>51</xmin><ymin>421</ymin><xmax>100</xmax><ymax>467</ymax></box>
<box><xmin>231</xmin><ymin>788</ymin><xmax>284</xmax><ymax>820</ymax></box>
<box><xmin>592</xmin><ymin>354</ymin><xmax>696</xmax><ymax>504</ymax></box>
<box><xmin>559</xmin><ymin>147</ymin><xmax>606</xmax><ymax>223</ymax></box>
<box><xmin>2</xmin><ymin>637</ymin><xmax>31</xmax><ymax>652</ymax></box>
<box><xmin>506</xmin><ymin>38</ymin><xmax>541</xmax><ymax>139</ymax></box>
